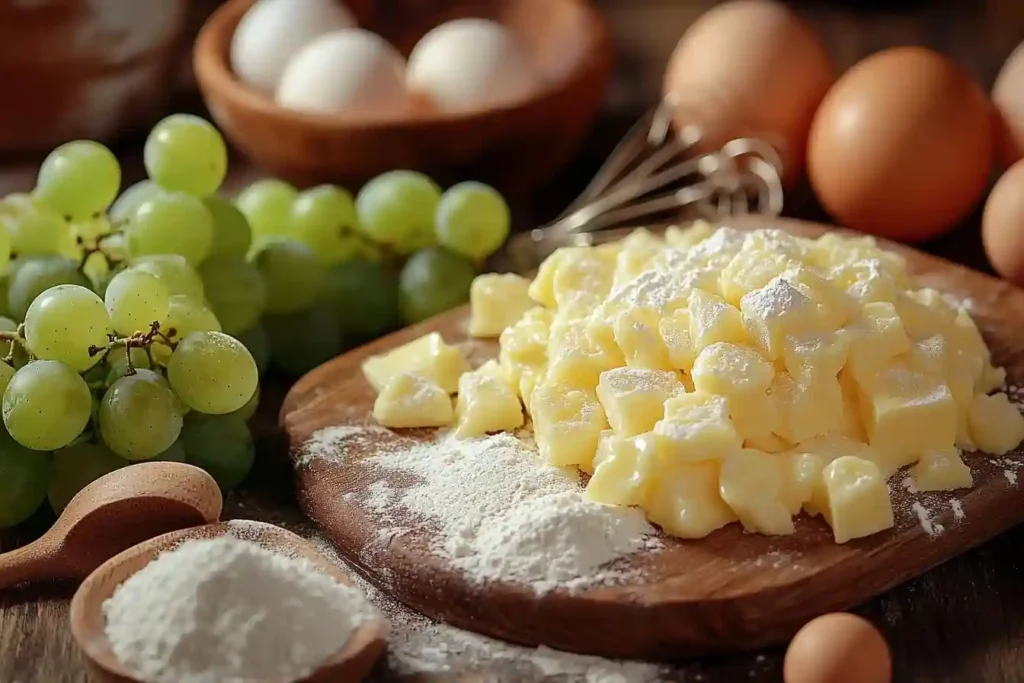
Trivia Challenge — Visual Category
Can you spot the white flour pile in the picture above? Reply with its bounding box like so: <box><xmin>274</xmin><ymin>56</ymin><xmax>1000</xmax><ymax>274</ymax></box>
<box><xmin>303</xmin><ymin>427</ymin><xmax>657</xmax><ymax>593</ymax></box>
<box><xmin>103</xmin><ymin>536</ymin><xmax>375</xmax><ymax>683</ymax></box>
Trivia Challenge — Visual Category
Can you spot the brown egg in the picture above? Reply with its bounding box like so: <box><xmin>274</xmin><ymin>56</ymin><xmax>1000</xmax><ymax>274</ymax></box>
<box><xmin>983</xmin><ymin>158</ymin><xmax>1024</xmax><ymax>283</ymax></box>
<box><xmin>784</xmin><ymin>613</ymin><xmax>892</xmax><ymax>683</ymax></box>
<box><xmin>807</xmin><ymin>47</ymin><xmax>993</xmax><ymax>242</ymax></box>
<box><xmin>662</xmin><ymin>0</ymin><xmax>834</xmax><ymax>186</ymax></box>
<box><xmin>993</xmin><ymin>42</ymin><xmax>1024</xmax><ymax>168</ymax></box>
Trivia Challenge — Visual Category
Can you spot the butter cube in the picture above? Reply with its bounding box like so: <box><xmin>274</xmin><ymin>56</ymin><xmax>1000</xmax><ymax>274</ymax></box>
<box><xmin>654</xmin><ymin>393</ymin><xmax>742</xmax><ymax>462</ymax></box>
<box><xmin>740</xmin><ymin>276</ymin><xmax>821</xmax><ymax>360</ymax></box>
<box><xmin>691</xmin><ymin>342</ymin><xmax>774</xmax><ymax>398</ymax></box>
<box><xmin>833</xmin><ymin>259</ymin><xmax>899</xmax><ymax>304</ymax></box>
<box><xmin>906</xmin><ymin>335</ymin><xmax>950</xmax><ymax>377</ymax></box>
<box><xmin>474</xmin><ymin>359</ymin><xmax>508</xmax><ymax>383</ymax></box>
<box><xmin>894</xmin><ymin>291</ymin><xmax>955</xmax><ymax>340</ymax></box>
<box><xmin>664</xmin><ymin>221</ymin><xmax>715</xmax><ymax>250</ymax></box>
<box><xmin>721</xmin><ymin>248</ymin><xmax>794</xmax><ymax>306</ymax></box>
<box><xmin>797</xmin><ymin>432</ymin><xmax>876</xmax><ymax>464</ymax></box>
<box><xmin>857</xmin><ymin>364</ymin><xmax>958</xmax><ymax>471</ymax></box>
<box><xmin>845</xmin><ymin>302</ymin><xmax>910</xmax><ymax>380</ymax></box>
<box><xmin>499</xmin><ymin>309</ymin><xmax>550</xmax><ymax>393</ymax></box>
<box><xmin>727</xmin><ymin>390</ymin><xmax>781</xmax><ymax>442</ymax></box>
<box><xmin>969</xmin><ymin>392</ymin><xmax>1024</xmax><ymax>455</ymax></box>
<box><xmin>613</xmin><ymin>307</ymin><xmax>673</xmax><ymax>371</ymax></box>
<box><xmin>837</xmin><ymin>369</ymin><xmax>868</xmax><ymax>442</ymax></box>
<box><xmin>773</xmin><ymin>372</ymin><xmax>844</xmax><ymax>444</ymax></box>
<box><xmin>603</xmin><ymin>268</ymin><xmax>695</xmax><ymax>316</ymax></box>
<box><xmin>745</xmin><ymin>433</ymin><xmax>793</xmax><ymax>453</ymax></box>
<box><xmin>468</xmin><ymin>273</ymin><xmax>534</xmax><ymax>337</ymax></box>
<box><xmin>362</xmin><ymin>332</ymin><xmax>467</xmax><ymax>394</ymax></box>
<box><xmin>454</xmin><ymin>371</ymin><xmax>524</xmax><ymax>439</ymax></box>
<box><xmin>659</xmin><ymin>308</ymin><xmax>697</xmax><ymax>371</ymax></box>
<box><xmin>552</xmin><ymin>248</ymin><xmax>616</xmax><ymax>319</ymax></box>
<box><xmin>518</xmin><ymin>366</ymin><xmax>545</xmax><ymax>415</ymax></box>
<box><xmin>586</xmin><ymin>432</ymin><xmax>659</xmax><ymax>506</ymax></box>
<box><xmin>528</xmin><ymin>247</ymin><xmax>570</xmax><ymax>307</ymax></box>
<box><xmin>531</xmin><ymin>383</ymin><xmax>608</xmax><ymax>467</ymax></box>
<box><xmin>597</xmin><ymin>367</ymin><xmax>682</xmax><ymax>437</ymax></box>
<box><xmin>645</xmin><ymin>460</ymin><xmax>737</xmax><ymax>538</ymax></box>
<box><xmin>719</xmin><ymin>448</ymin><xmax>795</xmax><ymax>535</ymax></box>
<box><xmin>781</xmin><ymin>265</ymin><xmax>858</xmax><ymax>329</ymax></box>
<box><xmin>910</xmin><ymin>447</ymin><xmax>973</xmax><ymax>491</ymax></box>
<box><xmin>547</xmin><ymin>317</ymin><xmax>622</xmax><ymax>389</ymax></box>
<box><xmin>688</xmin><ymin>289</ymin><xmax>747</xmax><ymax>349</ymax></box>
<box><xmin>372</xmin><ymin>372</ymin><xmax>454</xmax><ymax>428</ymax></box>
<box><xmin>782</xmin><ymin>331</ymin><xmax>849</xmax><ymax>383</ymax></box>
<box><xmin>781</xmin><ymin>451</ymin><xmax>826</xmax><ymax>516</ymax></box>
<box><xmin>612</xmin><ymin>228</ymin><xmax>664</xmax><ymax>287</ymax></box>
<box><xmin>818</xmin><ymin>456</ymin><xmax>895</xmax><ymax>544</ymax></box>
<box><xmin>678</xmin><ymin>226</ymin><xmax>746</xmax><ymax>271</ymax></box>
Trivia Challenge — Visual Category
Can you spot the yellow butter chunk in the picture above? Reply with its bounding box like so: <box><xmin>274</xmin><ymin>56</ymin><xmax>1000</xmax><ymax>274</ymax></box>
<box><xmin>613</xmin><ymin>228</ymin><xmax>664</xmax><ymax>286</ymax></box>
<box><xmin>664</xmin><ymin>220</ymin><xmax>715</xmax><ymax>250</ymax></box>
<box><xmin>613</xmin><ymin>307</ymin><xmax>674</xmax><ymax>370</ymax></box>
<box><xmin>773</xmin><ymin>372</ymin><xmax>844</xmax><ymax>445</ymax></box>
<box><xmin>894</xmin><ymin>291</ymin><xmax>956</xmax><ymax>340</ymax></box>
<box><xmin>817</xmin><ymin>456</ymin><xmax>895</xmax><ymax>544</ymax></box>
<box><xmin>646</xmin><ymin>460</ymin><xmax>737</xmax><ymax>538</ymax></box>
<box><xmin>586</xmin><ymin>432</ymin><xmax>658</xmax><ymax>506</ymax></box>
<box><xmin>720</xmin><ymin>247</ymin><xmax>794</xmax><ymax>306</ymax></box>
<box><xmin>596</xmin><ymin>367</ymin><xmax>682</xmax><ymax>437</ymax></box>
<box><xmin>833</xmin><ymin>259</ymin><xmax>899</xmax><ymax>304</ymax></box>
<box><xmin>910</xmin><ymin>447</ymin><xmax>973</xmax><ymax>492</ymax></box>
<box><xmin>468</xmin><ymin>273</ymin><xmax>534</xmax><ymax>338</ymax></box>
<box><xmin>362</xmin><ymin>332</ymin><xmax>467</xmax><ymax>394</ymax></box>
<box><xmin>856</xmin><ymin>363</ymin><xmax>957</xmax><ymax>473</ymax></box>
<box><xmin>781</xmin><ymin>451</ymin><xmax>826</xmax><ymax>516</ymax></box>
<box><xmin>454</xmin><ymin>371</ymin><xmax>523</xmax><ymax>439</ymax></box>
<box><xmin>782</xmin><ymin>332</ymin><xmax>849</xmax><ymax>384</ymax></box>
<box><xmin>688</xmin><ymin>289</ymin><xmax>747</xmax><ymax>350</ymax></box>
<box><xmin>531</xmin><ymin>383</ymin><xmax>608</xmax><ymax>468</ymax></box>
<box><xmin>547</xmin><ymin>317</ymin><xmax>622</xmax><ymax>389</ymax></box>
<box><xmin>658</xmin><ymin>308</ymin><xmax>697</xmax><ymax>372</ymax></box>
<box><xmin>690</xmin><ymin>342</ymin><xmax>774</xmax><ymax>398</ymax></box>
<box><xmin>846</xmin><ymin>302</ymin><xmax>911</xmax><ymax>381</ymax></box>
<box><xmin>969</xmin><ymin>392</ymin><xmax>1024</xmax><ymax>455</ymax></box>
<box><xmin>372</xmin><ymin>373</ymin><xmax>453</xmax><ymax>428</ymax></box>
<box><xmin>473</xmin><ymin>359</ymin><xmax>508</xmax><ymax>383</ymax></box>
<box><xmin>781</xmin><ymin>265</ymin><xmax>858</xmax><ymax>329</ymax></box>
<box><xmin>653</xmin><ymin>393</ymin><xmax>742</xmax><ymax>462</ymax></box>
<box><xmin>551</xmin><ymin>247</ymin><xmax>616</xmax><ymax>319</ymax></box>
<box><xmin>498</xmin><ymin>307</ymin><xmax>551</xmax><ymax>391</ymax></box>
<box><xmin>740</xmin><ymin>276</ymin><xmax>822</xmax><ymax>360</ymax></box>
<box><xmin>719</xmin><ymin>449</ymin><xmax>795</xmax><ymax>535</ymax></box>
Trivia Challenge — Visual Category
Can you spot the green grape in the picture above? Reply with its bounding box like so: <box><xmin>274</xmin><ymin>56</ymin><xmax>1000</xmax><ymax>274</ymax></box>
<box><xmin>435</xmin><ymin>181</ymin><xmax>511</xmax><ymax>260</ymax></box>
<box><xmin>356</xmin><ymin>170</ymin><xmax>441</xmax><ymax>252</ymax></box>
<box><xmin>83</xmin><ymin>251</ymin><xmax>111</xmax><ymax>290</ymax></box>
<box><xmin>233</xmin><ymin>385</ymin><xmax>260</xmax><ymax>421</ymax></box>
<box><xmin>105</xmin><ymin>347</ymin><xmax>152</xmax><ymax>384</ymax></box>
<box><xmin>251</xmin><ymin>240</ymin><xmax>325</xmax><ymax>314</ymax></box>
<box><xmin>3</xmin><ymin>360</ymin><xmax>92</xmax><ymax>451</ymax></box>
<box><xmin>35</xmin><ymin>140</ymin><xmax>121</xmax><ymax>219</ymax></box>
<box><xmin>0</xmin><ymin>363</ymin><xmax>14</xmax><ymax>402</ymax></box>
<box><xmin>291</xmin><ymin>185</ymin><xmax>363</xmax><ymax>263</ymax></box>
<box><xmin>48</xmin><ymin>443</ymin><xmax>126</xmax><ymax>514</ymax></box>
<box><xmin>198</xmin><ymin>256</ymin><xmax>266</xmax><ymax>335</ymax></box>
<box><xmin>25</xmin><ymin>285</ymin><xmax>111</xmax><ymax>371</ymax></box>
<box><xmin>110</xmin><ymin>180</ymin><xmax>162</xmax><ymax>225</ymax></box>
<box><xmin>167</xmin><ymin>331</ymin><xmax>258</xmax><ymax>415</ymax></box>
<box><xmin>236</xmin><ymin>179</ymin><xmax>296</xmax><ymax>238</ymax></box>
<box><xmin>202</xmin><ymin>195</ymin><xmax>252</xmax><ymax>259</ymax></box>
<box><xmin>232</xmin><ymin>325</ymin><xmax>270</xmax><ymax>376</ymax></box>
<box><xmin>153</xmin><ymin>437</ymin><xmax>186</xmax><ymax>463</ymax></box>
<box><xmin>99</xmin><ymin>369</ymin><xmax>182</xmax><ymax>460</ymax></box>
<box><xmin>101</xmin><ymin>231</ymin><xmax>129</xmax><ymax>262</ymax></box>
<box><xmin>127</xmin><ymin>192</ymin><xmax>214</xmax><ymax>265</ymax></box>
<box><xmin>0</xmin><ymin>278</ymin><xmax>11</xmax><ymax>319</ymax></box>
<box><xmin>104</xmin><ymin>270</ymin><xmax>169</xmax><ymax>336</ymax></box>
<box><xmin>181</xmin><ymin>413</ymin><xmax>254</xmax><ymax>490</ymax></box>
<box><xmin>163</xmin><ymin>294</ymin><xmax>221</xmax><ymax>340</ymax></box>
<box><xmin>265</xmin><ymin>305</ymin><xmax>342</xmax><ymax>376</ymax></box>
<box><xmin>0</xmin><ymin>197</ymin><xmax>71</xmax><ymax>258</ymax></box>
<box><xmin>398</xmin><ymin>247</ymin><xmax>476</xmax><ymax>324</ymax></box>
<box><xmin>71</xmin><ymin>215</ymin><xmax>112</xmax><ymax>244</ymax></box>
<box><xmin>0</xmin><ymin>428</ymin><xmax>50</xmax><ymax>528</ymax></box>
<box><xmin>319</xmin><ymin>258</ymin><xmax>400</xmax><ymax>337</ymax></box>
<box><xmin>128</xmin><ymin>254</ymin><xmax>204</xmax><ymax>301</ymax></box>
<box><xmin>8</xmin><ymin>256</ymin><xmax>90</xmax><ymax>320</ymax></box>
<box><xmin>144</xmin><ymin>114</ymin><xmax>228</xmax><ymax>197</ymax></box>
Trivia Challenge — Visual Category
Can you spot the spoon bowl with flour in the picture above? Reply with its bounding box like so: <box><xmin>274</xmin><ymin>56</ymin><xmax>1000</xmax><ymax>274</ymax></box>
<box><xmin>70</xmin><ymin>520</ymin><xmax>388</xmax><ymax>683</ymax></box>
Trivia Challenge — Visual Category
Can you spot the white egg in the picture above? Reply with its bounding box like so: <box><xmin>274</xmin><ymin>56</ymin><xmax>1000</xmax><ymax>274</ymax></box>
<box><xmin>407</xmin><ymin>18</ymin><xmax>541</xmax><ymax>112</ymax></box>
<box><xmin>275</xmin><ymin>29</ymin><xmax>410</xmax><ymax>116</ymax></box>
<box><xmin>230</xmin><ymin>0</ymin><xmax>356</xmax><ymax>92</ymax></box>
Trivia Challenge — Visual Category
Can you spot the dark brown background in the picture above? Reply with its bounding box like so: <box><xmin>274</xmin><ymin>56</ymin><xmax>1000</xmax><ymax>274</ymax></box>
<box><xmin>4</xmin><ymin>1</ymin><xmax>1024</xmax><ymax>681</ymax></box>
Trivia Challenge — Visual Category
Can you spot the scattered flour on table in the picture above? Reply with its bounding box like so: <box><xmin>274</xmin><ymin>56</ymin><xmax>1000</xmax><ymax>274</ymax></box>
<box><xmin>103</xmin><ymin>535</ymin><xmax>376</xmax><ymax>683</ymax></box>
<box><xmin>302</xmin><ymin>427</ymin><xmax>658</xmax><ymax>594</ymax></box>
<box><xmin>950</xmin><ymin>499</ymin><xmax>965</xmax><ymax>521</ymax></box>
<box><xmin>293</xmin><ymin>424</ymin><xmax>392</xmax><ymax>468</ymax></box>
<box><xmin>911</xmin><ymin>502</ymin><xmax>943</xmax><ymax>537</ymax></box>
<box><xmin>1006</xmin><ymin>469</ymin><xmax>1018</xmax><ymax>487</ymax></box>
<box><xmin>309</xmin><ymin>535</ymin><xmax>667</xmax><ymax>683</ymax></box>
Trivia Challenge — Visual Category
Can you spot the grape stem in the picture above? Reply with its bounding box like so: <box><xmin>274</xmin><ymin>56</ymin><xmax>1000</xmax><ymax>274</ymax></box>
<box><xmin>0</xmin><ymin>328</ymin><xmax>31</xmax><ymax>365</ymax></box>
<box><xmin>88</xmin><ymin>321</ymin><xmax>177</xmax><ymax>374</ymax></box>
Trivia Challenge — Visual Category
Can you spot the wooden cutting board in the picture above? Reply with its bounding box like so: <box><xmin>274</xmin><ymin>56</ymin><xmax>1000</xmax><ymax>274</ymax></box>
<box><xmin>280</xmin><ymin>218</ymin><xmax>1024</xmax><ymax>660</ymax></box>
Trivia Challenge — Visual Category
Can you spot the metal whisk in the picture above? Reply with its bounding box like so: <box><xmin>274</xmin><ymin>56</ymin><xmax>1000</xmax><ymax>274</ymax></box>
<box><xmin>503</xmin><ymin>97</ymin><xmax>786</xmax><ymax>273</ymax></box>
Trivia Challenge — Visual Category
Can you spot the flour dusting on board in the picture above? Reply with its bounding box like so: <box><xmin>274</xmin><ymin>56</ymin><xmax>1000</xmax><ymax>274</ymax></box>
<box><xmin>302</xmin><ymin>427</ymin><xmax>658</xmax><ymax>593</ymax></box>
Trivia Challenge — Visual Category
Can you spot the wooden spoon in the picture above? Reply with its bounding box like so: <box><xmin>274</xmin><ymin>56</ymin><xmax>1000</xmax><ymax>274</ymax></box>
<box><xmin>0</xmin><ymin>462</ymin><xmax>222</xmax><ymax>589</ymax></box>
<box><xmin>70</xmin><ymin>520</ymin><xmax>388</xmax><ymax>683</ymax></box>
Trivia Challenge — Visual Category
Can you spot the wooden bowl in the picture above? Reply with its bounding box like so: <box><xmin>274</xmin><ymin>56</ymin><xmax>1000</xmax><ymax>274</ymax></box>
<box><xmin>0</xmin><ymin>1</ymin><xmax>191</xmax><ymax>153</ymax></box>
<box><xmin>193</xmin><ymin>0</ymin><xmax>613</xmax><ymax>193</ymax></box>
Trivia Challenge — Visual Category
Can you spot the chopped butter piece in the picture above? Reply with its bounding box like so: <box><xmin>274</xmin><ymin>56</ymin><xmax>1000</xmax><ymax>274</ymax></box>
<box><xmin>773</xmin><ymin>372</ymin><xmax>844</xmax><ymax>445</ymax></box>
<box><xmin>454</xmin><ymin>371</ymin><xmax>524</xmax><ymax>439</ymax></box>
<box><xmin>372</xmin><ymin>373</ymin><xmax>453</xmax><ymax>428</ymax></box>
<box><xmin>547</xmin><ymin>317</ymin><xmax>622</xmax><ymax>389</ymax></box>
<box><xmin>597</xmin><ymin>367</ymin><xmax>682</xmax><ymax>437</ymax></box>
<box><xmin>468</xmin><ymin>273</ymin><xmax>533</xmax><ymax>337</ymax></box>
<box><xmin>586</xmin><ymin>432</ymin><xmax>658</xmax><ymax>506</ymax></box>
<box><xmin>531</xmin><ymin>383</ymin><xmax>608</xmax><ymax>468</ymax></box>
<box><xmin>969</xmin><ymin>392</ymin><xmax>1024</xmax><ymax>455</ymax></box>
<box><xmin>910</xmin><ymin>447</ymin><xmax>973</xmax><ymax>492</ymax></box>
<box><xmin>719</xmin><ymin>448</ymin><xmax>795</xmax><ymax>535</ymax></box>
<box><xmin>645</xmin><ymin>461</ymin><xmax>737</xmax><ymax>538</ymax></box>
<box><xmin>362</xmin><ymin>332</ymin><xmax>467</xmax><ymax>394</ymax></box>
<box><xmin>691</xmin><ymin>342</ymin><xmax>774</xmax><ymax>398</ymax></box>
<box><xmin>654</xmin><ymin>393</ymin><xmax>742</xmax><ymax>463</ymax></box>
<box><xmin>688</xmin><ymin>289</ymin><xmax>747</xmax><ymax>350</ymax></box>
<box><xmin>613</xmin><ymin>307</ymin><xmax>674</xmax><ymax>370</ymax></box>
<box><xmin>817</xmin><ymin>456</ymin><xmax>895</xmax><ymax>544</ymax></box>
<box><xmin>740</xmin><ymin>276</ymin><xmax>821</xmax><ymax>360</ymax></box>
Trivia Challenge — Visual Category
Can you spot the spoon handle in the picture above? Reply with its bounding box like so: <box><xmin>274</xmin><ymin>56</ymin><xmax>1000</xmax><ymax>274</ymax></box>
<box><xmin>0</xmin><ymin>541</ymin><xmax>57</xmax><ymax>589</ymax></box>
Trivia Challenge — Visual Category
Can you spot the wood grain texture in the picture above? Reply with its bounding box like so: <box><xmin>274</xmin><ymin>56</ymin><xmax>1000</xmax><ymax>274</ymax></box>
<box><xmin>280</xmin><ymin>218</ymin><xmax>1024</xmax><ymax>660</ymax></box>
<box><xmin>193</xmin><ymin>0</ymin><xmax>613</xmax><ymax>194</ymax></box>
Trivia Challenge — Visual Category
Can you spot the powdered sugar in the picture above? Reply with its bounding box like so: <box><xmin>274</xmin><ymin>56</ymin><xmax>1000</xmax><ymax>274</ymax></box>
<box><xmin>305</xmin><ymin>427</ymin><xmax>657</xmax><ymax>594</ymax></box>
<box><xmin>103</xmin><ymin>535</ymin><xmax>375</xmax><ymax>683</ymax></box>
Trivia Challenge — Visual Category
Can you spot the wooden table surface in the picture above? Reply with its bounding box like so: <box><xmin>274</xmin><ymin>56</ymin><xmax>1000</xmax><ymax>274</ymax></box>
<box><xmin>0</xmin><ymin>115</ymin><xmax>1021</xmax><ymax>683</ymax></box>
